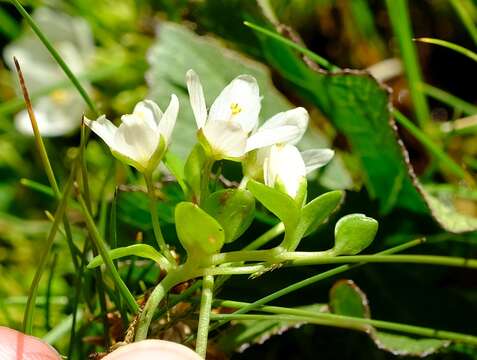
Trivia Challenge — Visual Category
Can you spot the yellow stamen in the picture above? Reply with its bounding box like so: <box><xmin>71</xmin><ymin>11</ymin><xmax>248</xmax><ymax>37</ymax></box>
<box><xmin>50</xmin><ymin>90</ymin><xmax>69</xmax><ymax>104</ymax></box>
<box><xmin>230</xmin><ymin>102</ymin><xmax>242</xmax><ymax>115</ymax></box>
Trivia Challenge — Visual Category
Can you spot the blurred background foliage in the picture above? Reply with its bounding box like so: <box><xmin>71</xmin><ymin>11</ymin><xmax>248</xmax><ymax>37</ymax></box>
<box><xmin>1</xmin><ymin>0</ymin><xmax>477</xmax><ymax>359</ymax></box>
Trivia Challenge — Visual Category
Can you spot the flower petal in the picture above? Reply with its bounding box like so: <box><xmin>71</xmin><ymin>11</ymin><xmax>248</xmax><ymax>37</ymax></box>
<box><xmin>245</xmin><ymin>125</ymin><xmax>301</xmax><ymax>152</ymax></box>
<box><xmin>208</xmin><ymin>75</ymin><xmax>261</xmax><ymax>133</ymax></box>
<box><xmin>203</xmin><ymin>120</ymin><xmax>248</xmax><ymax>159</ymax></box>
<box><xmin>186</xmin><ymin>69</ymin><xmax>207</xmax><ymax>129</ymax></box>
<box><xmin>259</xmin><ymin>107</ymin><xmax>309</xmax><ymax>145</ymax></box>
<box><xmin>130</xmin><ymin>100</ymin><xmax>162</xmax><ymax>130</ymax></box>
<box><xmin>265</xmin><ymin>144</ymin><xmax>306</xmax><ymax>198</ymax></box>
<box><xmin>84</xmin><ymin>114</ymin><xmax>117</xmax><ymax>147</ymax></box>
<box><xmin>301</xmin><ymin>149</ymin><xmax>335</xmax><ymax>174</ymax></box>
<box><xmin>157</xmin><ymin>94</ymin><xmax>179</xmax><ymax>144</ymax></box>
<box><xmin>112</xmin><ymin>118</ymin><xmax>159</xmax><ymax>168</ymax></box>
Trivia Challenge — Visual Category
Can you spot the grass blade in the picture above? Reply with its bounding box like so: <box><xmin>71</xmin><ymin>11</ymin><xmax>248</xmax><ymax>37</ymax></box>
<box><xmin>415</xmin><ymin>37</ymin><xmax>477</xmax><ymax>62</ymax></box>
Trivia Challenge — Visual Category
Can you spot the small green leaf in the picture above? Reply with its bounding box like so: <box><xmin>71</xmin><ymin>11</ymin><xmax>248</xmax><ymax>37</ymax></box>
<box><xmin>184</xmin><ymin>143</ymin><xmax>207</xmax><ymax>201</ymax></box>
<box><xmin>87</xmin><ymin>244</ymin><xmax>170</xmax><ymax>271</ymax></box>
<box><xmin>247</xmin><ymin>179</ymin><xmax>300</xmax><ymax>230</ymax></box>
<box><xmin>175</xmin><ymin>202</ymin><xmax>225</xmax><ymax>257</ymax></box>
<box><xmin>333</xmin><ymin>214</ymin><xmax>378</xmax><ymax>256</ymax></box>
<box><xmin>300</xmin><ymin>190</ymin><xmax>344</xmax><ymax>236</ymax></box>
<box><xmin>203</xmin><ymin>189</ymin><xmax>255</xmax><ymax>243</ymax></box>
<box><xmin>329</xmin><ymin>279</ymin><xmax>370</xmax><ymax>323</ymax></box>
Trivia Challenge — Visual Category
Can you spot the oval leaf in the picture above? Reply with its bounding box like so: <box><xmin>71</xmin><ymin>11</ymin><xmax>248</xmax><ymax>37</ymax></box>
<box><xmin>301</xmin><ymin>190</ymin><xmax>344</xmax><ymax>237</ymax></box>
<box><xmin>175</xmin><ymin>201</ymin><xmax>225</xmax><ymax>257</ymax></box>
<box><xmin>333</xmin><ymin>213</ymin><xmax>378</xmax><ymax>256</ymax></box>
<box><xmin>203</xmin><ymin>189</ymin><xmax>255</xmax><ymax>243</ymax></box>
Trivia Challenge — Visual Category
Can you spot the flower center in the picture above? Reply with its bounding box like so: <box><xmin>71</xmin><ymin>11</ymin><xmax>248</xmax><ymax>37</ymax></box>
<box><xmin>51</xmin><ymin>90</ymin><xmax>69</xmax><ymax>105</ymax></box>
<box><xmin>230</xmin><ymin>102</ymin><xmax>242</xmax><ymax>116</ymax></box>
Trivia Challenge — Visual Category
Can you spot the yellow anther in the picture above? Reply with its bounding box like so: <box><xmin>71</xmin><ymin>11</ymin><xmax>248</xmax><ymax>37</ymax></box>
<box><xmin>50</xmin><ymin>90</ymin><xmax>69</xmax><ymax>104</ymax></box>
<box><xmin>230</xmin><ymin>102</ymin><xmax>242</xmax><ymax>115</ymax></box>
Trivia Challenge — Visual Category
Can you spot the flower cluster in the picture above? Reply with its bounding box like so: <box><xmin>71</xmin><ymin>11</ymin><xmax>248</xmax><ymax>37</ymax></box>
<box><xmin>87</xmin><ymin>70</ymin><xmax>333</xmax><ymax>199</ymax></box>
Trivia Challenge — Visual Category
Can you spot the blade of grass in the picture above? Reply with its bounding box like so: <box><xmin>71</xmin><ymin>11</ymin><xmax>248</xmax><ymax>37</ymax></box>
<box><xmin>420</xmin><ymin>83</ymin><xmax>477</xmax><ymax>116</ymax></box>
<box><xmin>23</xmin><ymin>163</ymin><xmax>77</xmax><ymax>334</ymax></box>
<box><xmin>20</xmin><ymin>178</ymin><xmax>55</xmax><ymax>197</ymax></box>
<box><xmin>415</xmin><ymin>37</ymin><xmax>477</xmax><ymax>62</ymax></box>
<box><xmin>393</xmin><ymin>109</ymin><xmax>470</xmax><ymax>181</ymax></box>
<box><xmin>10</xmin><ymin>0</ymin><xmax>99</xmax><ymax>115</ymax></box>
<box><xmin>14</xmin><ymin>57</ymin><xmax>80</xmax><ymax>269</ymax></box>
<box><xmin>211</xmin><ymin>313</ymin><xmax>477</xmax><ymax>346</ymax></box>
<box><xmin>449</xmin><ymin>0</ymin><xmax>477</xmax><ymax>46</ymax></box>
<box><xmin>44</xmin><ymin>252</ymin><xmax>58</xmax><ymax>331</ymax></box>
<box><xmin>385</xmin><ymin>0</ymin><xmax>431</xmax><ymax>130</ymax></box>
<box><xmin>77</xmin><ymin>194</ymin><xmax>139</xmax><ymax>313</ymax></box>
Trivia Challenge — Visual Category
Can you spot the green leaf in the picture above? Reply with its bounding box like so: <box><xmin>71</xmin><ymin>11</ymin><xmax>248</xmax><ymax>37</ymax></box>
<box><xmin>300</xmin><ymin>190</ymin><xmax>344</xmax><ymax>236</ymax></box>
<box><xmin>253</xmin><ymin>21</ymin><xmax>477</xmax><ymax>233</ymax></box>
<box><xmin>175</xmin><ymin>202</ymin><xmax>225</xmax><ymax>257</ymax></box>
<box><xmin>247</xmin><ymin>179</ymin><xmax>299</xmax><ymax>230</ymax></box>
<box><xmin>203</xmin><ymin>189</ymin><xmax>255</xmax><ymax>243</ymax></box>
<box><xmin>147</xmin><ymin>22</ymin><xmax>291</xmax><ymax>159</ymax></box>
<box><xmin>333</xmin><ymin>214</ymin><xmax>378</xmax><ymax>256</ymax></box>
<box><xmin>330</xmin><ymin>280</ymin><xmax>450</xmax><ymax>356</ymax></box>
<box><xmin>87</xmin><ymin>244</ymin><xmax>170</xmax><ymax>271</ymax></box>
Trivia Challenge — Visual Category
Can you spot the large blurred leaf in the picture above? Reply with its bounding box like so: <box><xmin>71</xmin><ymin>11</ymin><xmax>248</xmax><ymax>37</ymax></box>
<box><xmin>146</xmin><ymin>22</ymin><xmax>291</xmax><ymax>159</ymax></box>
<box><xmin>329</xmin><ymin>280</ymin><xmax>449</xmax><ymax>356</ymax></box>
<box><xmin>253</xmin><ymin>22</ymin><xmax>477</xmax><ymax>232</ymax></box>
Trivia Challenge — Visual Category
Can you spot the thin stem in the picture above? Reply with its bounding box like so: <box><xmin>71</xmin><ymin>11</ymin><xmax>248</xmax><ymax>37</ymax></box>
<box><xmin>385</xmin><ymin>0</ymin><xmax>431</xmax><ymax>130</ymax></box>
<box><xmin>415</xmin><ymin>37</ymin><xmax>477</xmax><ymax>63</ymax></box>
<box><xmin>196</xmin><ymin>275</ymin><xmax>214</xmax><ymax>358</ymax></box>
<box><xmin>135</xmin><ymin>272</ymin><xmax>187</xmax><ymax>341</ymax></box>
<box><xmin>210</xmin><ymin>313</ymin><xmax>477</xmax><ymax>346</ymax></box>
<box><xmin>78</xmin><ymin>195</ymin><xmax>138</xmax><ymax>313</ymax></box>
<box><xmin>23</xmin><ymin>165</ymin><xmax>77</xmax><ymax>334</ymax></box>
<box><xmin>154</xmin><ymin>280</ymin><xmax>202</xmax><ymax>320</ymax></box>
<box><xmin>244</xmin><ymin>222</ymin><xmax>285</xmax><ymax>250</ymax></box>
<box><xmin>420</xmin><ymin>83</ymin><xmax>477</xmax><ymax>116</ymax></box>
<box><xmin>10</xmin><ymin>0</ymin><xmax>99</xmax><ymax>115</ymax></box>
<box><xmin>210</xmin><ymin>247</ymin><xmax>285</xmax><ymax>265</ymax></box>
<box><xmin>449</xmin><ymin>0</ymin><xmax>477</xmax><ymax>46</ymax></box>
<box><xmin>393</xmin><ymin>109</ymin><xmax>469</xmax><ymax>181</ymax></box>
<box><xmin>243</xmin><ymin>21</ymin><xmax>338</xmax><ymax>71</ymax></box>
<box><xmin>144</xmin><ymin>174</ymin><xmax>175</xmax><ymax>264</ymax></box>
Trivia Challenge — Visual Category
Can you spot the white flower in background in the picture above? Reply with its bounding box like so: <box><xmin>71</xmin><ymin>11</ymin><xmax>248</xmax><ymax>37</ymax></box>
<box><xmin>3</xmin><ymin>7</ymin><xmax>94</xmax><ymax>136</ymax></box>
<box><xmin>186</xmin><ymin>70</ymin><xmax>305</xmax><ymax>160</ymax></box>
<box><xmin>85</xmin><ymin>97</ymin><xmax>179</xmax><ymax>173</ymax></box>
<box><xmin>244</xmin><ymin>107</ymin><xmax>334</xmax><ymax>200</ymax></box>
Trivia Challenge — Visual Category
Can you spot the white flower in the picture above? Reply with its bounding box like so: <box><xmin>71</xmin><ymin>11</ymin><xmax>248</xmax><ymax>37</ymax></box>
<box><xmin>186</xmin><ymin>70</ymin><xmax>305</xmax><ymax>160</ymax></box>
<box><xmin>244</xmin><ymin>107</ymin><xmax>334</xmax><ymax>200</ymax></box>
<box><xmin>3</xmin><ymin>7</ymin><xmax>94</xmax><ymax>137</ymax></box>
<box><xmin>85</xmin><ymin>97</ymin><xmax>179</xmax><ymax>172</ymax></box>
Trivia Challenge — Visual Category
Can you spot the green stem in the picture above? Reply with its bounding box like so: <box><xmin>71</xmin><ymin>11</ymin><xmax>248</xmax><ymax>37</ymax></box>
<box><xmin>210</xmin><ymin>247</ymin><xmax>286</xmax><ymax>265</ymax></box>
<box><xmin>420</xmin><ymin>83</ymin><xmax>477</xmax><ymax>116</ymax></box>
<box><xmin>78</xmin><ymin>195</ymin><xmax>138</xmax><ymax>313</ymax></box>
<box><xmin>210</xmin><ymin>313</ymin><xmax>477</xmax><ymax>346</ymax></box>
<box><xmin>393</xmin><ymin>109</ymin><xmax>468</xmax><ymax>180</ymax></box>
<box><xmin>285</xmin><ymin>253</ymin><xmax>477</xmax><ymax>268</ymax></box>
<box><xmin>23</xmin><ymin>165</ymin><xmax>77</xmax><ymax>334</ymax></box>
<box><xmin>135</xmin><ymin>271</ymin><xmax>187</xmax><ymax>341</ymax></box>
<box><xmin>10</xmin><ymin>0</ymin><xmax>99</xmax><ymax>115</ymax></box>
<box><xmin>385</xmin><ymin>0</ymin><xmax>431</xmax><ymax>130</ymax></box>
<box><xmin>196</xmin><ymin>275</ymin><xmax>214</xmax><ymax>358</ymax></box>
<box><xmin>415</xmin><ymin>37</ymin><xmax>477</xmax><ymax>63</ymax></box>
<box><xmin>244</xmin><ymin>222</ymin><xmax>285</xmax><ymax>250</ymax></box>
<box><xmin>144</xmin><ymin>174</ymin><xmax>175</xmax><ymax>264</ymax></box>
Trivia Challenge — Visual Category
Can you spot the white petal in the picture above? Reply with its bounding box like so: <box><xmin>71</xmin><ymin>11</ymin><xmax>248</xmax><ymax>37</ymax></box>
<box><xmin>112</xmin><ymin>119</ymin><xmax>159</xmax><ymax>167</ymax></box>
<box><xmin>301</xmin><ymin>149</ymin><xmax>335</xmax><ymax>174</ymax></box>
<box><xmin>203</xmin><ymin>121</ymin><xmax>248</xmax><ymax>159</ymax></box>
<box><xmin>245</xmin><ymin>125</ymin><xmax>301</xmax><ymax>152</ymax></box>
<box><xmin>131</xmin><ymin>100</ymin><xmax>162</xmax><ymax>130</ymax></box>
<box><xmin>208</xmin><ymin>75</ymin><xmax>261</xmax><ymax>133</ymax></box>
<box><xmin>259</xmin><ymin>107</ymin><xmax>309</xmax><ymax>145</ymax></box>
<box><xmin>84</xmin><ymin>114</ymin><xmax>117</xmax><ymax>147</ymax></box>
<box><xmin>157</xmin><ymin>94</ymin><xmax>179</xmax><ymax>144</ymax></box>
<box><xmin>186</xmin><ymin>69</ymin><xmax>207</xmax><ymax>129</ymax></box>
<box><xmin>265</xmin><ymin>144</ymin><xmax>306</xmax><ymax>198</ymax></box>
